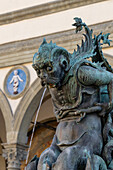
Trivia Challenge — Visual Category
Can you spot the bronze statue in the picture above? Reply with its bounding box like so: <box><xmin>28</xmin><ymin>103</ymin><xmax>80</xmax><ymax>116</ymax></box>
<box><xmin>28</xmin><ymin>18</ymin><xmax>113</xmax><ymax>170</ymax></box>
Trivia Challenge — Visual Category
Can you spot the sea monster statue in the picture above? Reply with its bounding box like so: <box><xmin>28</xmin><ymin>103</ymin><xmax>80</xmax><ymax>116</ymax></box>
<box><xmin>27</xmin><ymin>18</ymin><xmax>113</xmax><ymax>170</ymax></box>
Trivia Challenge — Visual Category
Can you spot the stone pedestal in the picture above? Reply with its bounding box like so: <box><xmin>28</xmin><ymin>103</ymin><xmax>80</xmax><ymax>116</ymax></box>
<box><xmin>2</xmin><ymin>143</ymin><xmax>28</xmax><ymax>170</ymax></box>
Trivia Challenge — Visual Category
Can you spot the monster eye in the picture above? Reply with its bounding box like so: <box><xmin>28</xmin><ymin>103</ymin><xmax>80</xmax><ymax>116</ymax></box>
<box><xmin>46</xmin><ymin>66</ymin><xmax>52</xmax><ymax>72</ymax></box>
<box><xmin>62</xmin><ymin>60</ymin><xmax>67</xmax><ymax>68</ymax></box>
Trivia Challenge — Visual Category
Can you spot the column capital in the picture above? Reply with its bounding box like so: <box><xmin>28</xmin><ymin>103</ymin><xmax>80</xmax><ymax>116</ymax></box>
<box><xmin>2</xmin><ymin>143</ymin><xmax>28</xmax><ymax>170</ymax></box>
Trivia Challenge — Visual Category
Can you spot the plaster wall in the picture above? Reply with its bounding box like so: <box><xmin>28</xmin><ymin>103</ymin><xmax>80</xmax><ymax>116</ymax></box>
<box><xmin>103</xmin><ymin>48</ymin><xmax>113</xmax><ymax>66</ymax></box>
<box><xmin>37</xmin><ymin>97</ymin><xmax>55</xmax><ymax>122</ymax></box>
<box><xmin>103</xmin><ymin>48</ymin><xmax>113</xmax><ymax>56</ymax></box>
<box><xmin>0</xmin><ymin>0</ymin><xmax>55</xmax><ymax>14</ymax></box>
<box><xmin>0</xmin><ymin>0</ymin><xmax>113</xmax><ymax>45</ymax></box>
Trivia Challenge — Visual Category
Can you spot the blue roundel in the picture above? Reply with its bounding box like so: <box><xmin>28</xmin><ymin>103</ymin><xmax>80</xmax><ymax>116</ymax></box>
<box><xmin>7</xmin><ymin>69</ymin><xmax>26</xmax><ymax>95</ymax></box>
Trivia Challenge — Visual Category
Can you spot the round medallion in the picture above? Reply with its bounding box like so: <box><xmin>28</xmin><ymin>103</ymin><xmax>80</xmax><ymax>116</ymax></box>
<box><xmin>4</xmin><ymin>65</ymin><xmax>30</xmax><ymax>99</ymax></box>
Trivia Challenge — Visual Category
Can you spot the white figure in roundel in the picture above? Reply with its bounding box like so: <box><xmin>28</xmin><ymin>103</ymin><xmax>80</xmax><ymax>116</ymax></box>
<box><xmin>10</xmin><ymin>70</ymin><xmax>23</xmax><ymax>94</ymax></box>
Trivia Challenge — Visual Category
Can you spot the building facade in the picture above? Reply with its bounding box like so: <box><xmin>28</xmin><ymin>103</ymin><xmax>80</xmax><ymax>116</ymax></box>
<box><xmin>0</xmin><ymin>0</ymin><xmax>113</xmax><ymax>169</ymax></box>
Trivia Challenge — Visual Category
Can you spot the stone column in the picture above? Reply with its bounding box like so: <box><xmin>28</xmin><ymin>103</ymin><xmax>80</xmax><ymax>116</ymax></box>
<box><xmin>2</xmin><ymin>143</ymin><xmax>28</xmax><ymax>170</ymax></box>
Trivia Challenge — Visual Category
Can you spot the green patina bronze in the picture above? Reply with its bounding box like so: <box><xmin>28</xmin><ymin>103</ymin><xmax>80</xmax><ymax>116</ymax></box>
<box><xmin>28</xmin><ymin>18</ymin><xmax>113</xmax><ymax>170</ymax></box>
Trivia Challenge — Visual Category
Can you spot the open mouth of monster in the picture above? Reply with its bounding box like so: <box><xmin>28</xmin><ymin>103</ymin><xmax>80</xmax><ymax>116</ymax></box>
<box><xmin>41</xmin><ymin>77</ymin><xmax>61</xmax><ymax>88</ymax></box>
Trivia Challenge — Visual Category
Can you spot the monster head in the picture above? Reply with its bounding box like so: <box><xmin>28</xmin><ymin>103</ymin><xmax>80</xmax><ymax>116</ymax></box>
<box><xmin>32</xmin><ymin>38</ymin><xmax>71</xmax><ymax>88</ymax></box>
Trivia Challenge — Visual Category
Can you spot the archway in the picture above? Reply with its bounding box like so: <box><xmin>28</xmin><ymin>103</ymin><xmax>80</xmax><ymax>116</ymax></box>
<box><xmin>0</xmin><ymin>108</ymin><xmax>8</xmax><ymax>170</ymax></box>
<box><xmin>0</xmin><ymin>90</ymin><xmax>13</xmax><ymax>169</ymax></box>
<box><xmin>0</xmin><ymin>90</ymin><xmax>13</xmax><ymax>134</ymax></box>
<box><xmin>13</xmin><ymin>77</ymin><xmax>57</xmax><ymax>168</ymax></box>
<box><xmin>14</xmin><ymin>77</ymin><xmax>56</xmax><ymax>143</ymax></box>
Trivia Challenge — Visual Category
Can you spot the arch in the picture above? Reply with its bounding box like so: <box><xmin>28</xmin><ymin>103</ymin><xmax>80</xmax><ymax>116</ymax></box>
<box><xmin>0</xmin><ymin>89</ymin><xmax>13</xmax><ymax>133</ymax></box>
<box><xmin>14</xmin><ymin>78</ymin><xmax>44</xmax><ymax>144</ymax></box>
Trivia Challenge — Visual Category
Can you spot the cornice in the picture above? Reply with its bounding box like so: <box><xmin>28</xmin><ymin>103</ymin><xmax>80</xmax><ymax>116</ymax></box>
<box><xmin>0</xmin><ymin>20</ymin><xmax>113</xmax><ymax>68</ymax></box>
<box><xmin>0</xmin><ymin>0</ymin><xmax>107</xmax><ymax>26</ymax></box>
